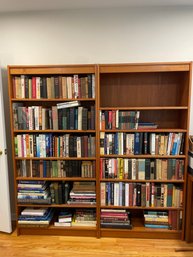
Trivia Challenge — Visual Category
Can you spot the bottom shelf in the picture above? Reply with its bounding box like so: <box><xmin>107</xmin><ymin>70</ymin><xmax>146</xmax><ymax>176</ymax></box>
<box><xmin>18</xmin><ymin>225</ymin><xmax>98</xmax><ymax>237</ymax></box>
<box><xmin>100</xmin><ymin>217</ymin><xmax>182</xmax><ymax>239</ymax></box>
<box><xmin>17</xmin><ymin>223</ymin><xmax>181</xmax><ymax>239</ymax></box>
<box><xmin>100</xmin><ymin>227</ymin><xmax>181</xmax><ymax>239</ymax></box>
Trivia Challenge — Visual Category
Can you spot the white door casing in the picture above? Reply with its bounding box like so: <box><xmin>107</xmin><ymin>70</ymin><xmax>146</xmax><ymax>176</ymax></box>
<box><xmin>0</xmin><ymin>70</ymin><xmax>12</xmax><ymax>233</ymax></box>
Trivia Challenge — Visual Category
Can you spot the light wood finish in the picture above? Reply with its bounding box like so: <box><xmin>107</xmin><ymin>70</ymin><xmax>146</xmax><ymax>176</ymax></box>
<box><xmin>1</xmin><ymin>230</ymin><xmax>193</xmax><ymax>257</ymax></box>
<box><xmin>98</xmin><ymin>62</ymin><xmax>192</xmax><ymax>239</ymax></box>
<box><xmin>8</xmin><ymin>64</ymin><xmax>98</xmax><ymax>237</ymax></box>
<box><xmin>7</xmin><ymin>62</ymin><xmax>192</xmax><ymax>239</ymax></box>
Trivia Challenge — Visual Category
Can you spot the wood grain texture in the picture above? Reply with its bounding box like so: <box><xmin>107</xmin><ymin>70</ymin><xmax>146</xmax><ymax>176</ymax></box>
<box><xmin>0</xmin><ymin>230</ymin><xmax>193</xmax><ymax>257</ymax></box>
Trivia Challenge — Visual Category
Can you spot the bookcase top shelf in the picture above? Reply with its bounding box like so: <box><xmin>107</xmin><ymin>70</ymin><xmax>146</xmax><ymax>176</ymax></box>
<box><xmin>8</xmin><ymin>65</ymin><xmax>96</xmax><ymax>75</ymax></box>
<box><xmin>99</xmin><ymin>62</ymin><xmax>191</xmax><ymax>73</ymax></box>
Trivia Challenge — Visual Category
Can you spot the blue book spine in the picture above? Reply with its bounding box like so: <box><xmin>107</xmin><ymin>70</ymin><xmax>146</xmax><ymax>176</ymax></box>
<box><xmin>145</xmin><ymin>224</ymin><xmax>169</xmax><ymax>229</ymax></box>
<box><xmin>134</xmin><ymin>132</ymin><xmax>140</xmax><ymax>155</ymax></box>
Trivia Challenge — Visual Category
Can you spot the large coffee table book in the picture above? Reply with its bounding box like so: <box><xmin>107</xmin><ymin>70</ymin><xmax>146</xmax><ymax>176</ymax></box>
<box><xmin>8</xmin><ymin>62</ymin><xmax>191</xmax><ymax>239</ymax></box>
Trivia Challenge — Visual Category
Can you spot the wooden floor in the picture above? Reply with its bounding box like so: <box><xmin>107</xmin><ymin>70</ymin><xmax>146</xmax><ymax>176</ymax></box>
<box><xmin>1</xmin><ymin>230</ymin><xmax>193</xmax><ymax>257</ymax></box>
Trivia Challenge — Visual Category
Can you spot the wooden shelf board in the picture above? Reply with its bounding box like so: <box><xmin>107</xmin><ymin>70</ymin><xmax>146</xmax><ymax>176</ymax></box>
<box><xmin>16</xmin><ymin>177</ymin><xmax>96</xmax><ymax>181</ymax></box>
<box><xmin>17</xmin><ymin>204</ymin><xmax>97</xmax><ymax>208</ymax></box>
<box><xmin>99</xmin><ymin>106</ymin><xmax>188</xmax><ymax>110</ymax></box>
<box><xmin>99</xmin><ymin>63</ymin><xmax>190</xmax><ymax>73</ymax></box>
<box><xmin>100</xmin><ymin>129</ymin><xmax>187</xmax><ymax>133</ymax></box>
<box><xmin>18</xmin><ymin>227</ymin><xmax>97</xmax><ymax>237</ymax></box>
<box><xmin>15</xmin><ymin>157</ymin><xmax>96</xmax><ymax>160</ymax></box>
<box><xmin>11</xmin><ymin>98</ymin><xmax>95</xmax><ymax>102</ymax></box>
<box><xmin>100</xmin><ymin>179</ymin><xmax>184</xmax><ymax>183</ymax></box>
<box><xmin>14</xmin><ymin>130</ymin><xmax>96</xmax><ymax>133</ymax></box>
<box><xmin>100</xmin><ymin>155</ymin><xmax>186</xmax><ymax>159</ymax></box>
<box><xmin>9</xmin><ymin>65</ymin><xmax>96</xmax><ymax>75</ymax></box>
<box><xmin>100</xmin><ymin>206</ymin><xmax>183</xmax><ymax>210</ymax></box>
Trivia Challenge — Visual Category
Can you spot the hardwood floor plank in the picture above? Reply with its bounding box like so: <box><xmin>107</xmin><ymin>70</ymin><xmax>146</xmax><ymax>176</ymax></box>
<box><xmin>1</xmin><ymin>230</ymin><xmax>193</xmax><ymax>257</ymax></box>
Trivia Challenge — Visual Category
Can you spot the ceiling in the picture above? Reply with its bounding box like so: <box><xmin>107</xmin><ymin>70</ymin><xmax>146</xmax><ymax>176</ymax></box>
<box><xmin>1</xmin><ymin>0</ymin><xmax>193</xmax><ymax>13</ymax></box>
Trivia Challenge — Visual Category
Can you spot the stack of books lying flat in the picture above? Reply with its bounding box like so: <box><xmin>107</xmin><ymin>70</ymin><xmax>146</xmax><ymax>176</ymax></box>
<box><xmin>17</xmin><ymin>180</ymin><xmax>51</xmax><ymax>204</ymax></box>
<box><xmin>144</xmin><ymin>211</ymin><xmax>169</xmax><ymax>229</ymax></box>
<box><xmin>54</xmin><ymin>211</ymin><xmax>72</xmax><ymax>227</ymax></box>
<box><xmin>72</xmin><ymin>209</ymin><xmax>96</xmax><ymax>227</ymax></box>
<box><xmin>18</xmin><ymin>207</ymin><xmax>54</xmax><ymax>227</ymax></box>
<box><xmin>100</xmin><ymin>209</ymin><xmax>132</xmax><ymax>229</ymax></box>
<box><xmin>67</xmin><ymin>182</ymin><xmax>96</xmax><ymax>205</ymax></box>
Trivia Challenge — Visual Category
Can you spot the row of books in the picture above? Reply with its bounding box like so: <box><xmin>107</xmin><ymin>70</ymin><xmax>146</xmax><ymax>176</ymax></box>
<box><xmin>144</xmin><ymin>210</ymin><xmax>182</xmax><ymax>230</ymax></box>
<box><xmin>50</xmin><ymin>181</ymin><xmax>96</xmax><ymax>205</ymax></box>
<box><xmin>54</xmin><ymin>209</ymin><xmax>96</xmax><ymax>227</ymax></box>
<box><xmin>18</xmin><ymin>207</ymin><xmax>96</xmax><ymax>227</ymax></box>
<box><xmin>18</xmin><ymin>207</ymin><xmax>180</xmax><ymax>230</ymax></box>
<box><xmin>100</xmin><ymin>110</ymin><xmax>140</xmax><ymax>130</ymax></box>
<box><xmin>100</xmin><ymin>158</ymin><xmax>184</xmax><ymax>180</ymax></box>
<box><xmin>100</xmin><ymin>209</ymin><xmax>132</xmax><ymax>229</ymax></box>
<box><xmin>14</xmin><ymin>134</ymin><xmax>96</xmax><ymax>157</ymax></box>
<box><xmin>50</xmin><ymin>182</ymin><xmax>71</xmax><ymax>204</ymax></box>
<box><xmin>100</xmin><ymin>182</ymin><xmax>183</xmax><ymax>207</ymax></box>
<box><xmin>13</xmin><ymin>104</ymin><xmax>95</xmax><ymax>131</ymax></box>
<box><xmin>17</xmin><ymin>160</ymin><xmax>96</xmax><ymax>178</ymax></box>
<box><xmin>100</xmin><ymin>132</ymin><xmax>184</xmax><ymax>155</ymax></box>
<box><xmin>12</xmin><ymin>74</ymin><xmax>95</xmax><ymax>99</ymax></box>
<box><xmin>17</xmin><ymin>181</ymin><xmax>96</xmax><ymax>205</ymax></box>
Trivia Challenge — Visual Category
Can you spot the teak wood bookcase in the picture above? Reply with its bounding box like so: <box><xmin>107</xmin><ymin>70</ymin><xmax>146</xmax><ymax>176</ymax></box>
<box><xmin>8</xmin><ymin>62</ymin><xmax>192</xmax><ymax>239</ymax></box>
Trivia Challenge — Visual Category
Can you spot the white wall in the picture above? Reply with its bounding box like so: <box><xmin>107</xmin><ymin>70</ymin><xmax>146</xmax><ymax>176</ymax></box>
<box><xmin>1</xmin><ymin>6</ymin><xmax>193</xmax><ymax>215</ymax></box>
<box><xmin>1</xmin><ymin>7</ymin><xmax>193</xmax><ymax>65</ymax></box>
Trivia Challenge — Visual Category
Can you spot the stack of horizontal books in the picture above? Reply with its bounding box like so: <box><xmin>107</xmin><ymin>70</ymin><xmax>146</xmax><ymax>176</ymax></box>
<box><xmin>144</xmin><ymin>211</ymin><xmax>169</xmax><ymax>229</ymax></box>
<box><xmin>18</xmin><ymin>207</ymin><xmax>54</xmax><ymax>227</ymax></box>
<box><xmin>100</xmin><ymin>209</ymin><xmax>132</xmax><ymax>229</ymax></box>
<box><xmin>72</xmin><ymin>209</ymin><xmax>96</xmax><ymax>227</ymax></box>
<box><xmin>17</xmin><ymin>181</ymin><xmax>51</xmax><ymax>204</ymax></box>
<box><xmin>67</xmin><ymin>182</ymin><xmax>96</xmax><ymax>205</ymax></box>
<box><xmin>54</xmin><ymin>211</ymin><xmax>72</xmax><ymax>227</ymax></box>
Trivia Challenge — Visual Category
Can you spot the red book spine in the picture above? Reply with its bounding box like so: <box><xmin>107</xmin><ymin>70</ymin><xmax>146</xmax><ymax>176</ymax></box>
<box><xmin>32</xmin><ymin>77</ymin><xmax>36</xmax><ymax>99</ymax></box>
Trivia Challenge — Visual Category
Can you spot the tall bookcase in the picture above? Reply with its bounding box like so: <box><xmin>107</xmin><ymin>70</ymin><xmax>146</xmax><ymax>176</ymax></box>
<box><xmin>8</xmin><ymin>65</ymin><xmax>99</xmax><ymax>236</ymax></box>
<box><xmin>98</xmin><ymin>62</ymin><xmax>192</xmax><ymax>239</ymax></box>
<box><xmin>8</xmin><ymin>62</ymin><xmax>191</xmax><ymax>239</ymax></box>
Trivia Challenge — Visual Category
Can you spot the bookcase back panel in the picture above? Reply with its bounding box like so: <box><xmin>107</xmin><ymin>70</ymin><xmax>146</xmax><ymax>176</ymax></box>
<box><xmin>140</xmin><ymin>110</ymin><xmax>188</xmax><ymax>129</ymax></box>
<box><xmin>100</xmin><ymin>72</ymin><xmax>189</xmax><ymax>107</ymax></box>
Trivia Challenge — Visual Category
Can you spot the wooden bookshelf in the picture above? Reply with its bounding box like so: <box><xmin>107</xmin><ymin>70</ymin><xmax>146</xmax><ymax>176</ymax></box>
<box><xmin>8</xmin><ymin>62</ymin><xmax>192</xmax><ymax>239</ymax></box>
<box><xmin>8</xmin><ymin>64</ymin><xmax>99</xmax><ymax>236</ymax></box>
<box><xmin>98</xmin><ymin>62</ymin><xmax>192</xmax><ymax>240</ymax></box>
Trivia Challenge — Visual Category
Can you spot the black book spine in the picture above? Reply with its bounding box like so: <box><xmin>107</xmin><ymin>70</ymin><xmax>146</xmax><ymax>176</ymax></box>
<box><xmin>54</xmin><ymin>77</ymin><xmax>59</xmax><ymax>99</ymax></box>
<box><xmin>25</xmin><ymin>76</ymin><xmax>29</xmax><ymax>98</ymax></box>
<box><xmin>87</xmin><ymin>74</ymin><xmax>92</xmax><ymax>98</ymax></box>
<box><xmin>136</xmin><ymin>183</ymin><xmax>141</xmax><ymax>206</ymax></box>
<box><xmin>145</xmin><ymin>159</ymin><xmax>151</xmax><ymax>180</ymax></box>
<box><xmin>42</xmin><ymin>77</ymin><xmax>47</xmax><ymax>98</ymax></box>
